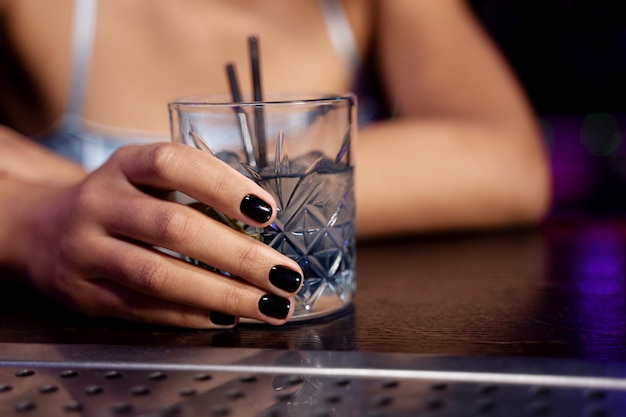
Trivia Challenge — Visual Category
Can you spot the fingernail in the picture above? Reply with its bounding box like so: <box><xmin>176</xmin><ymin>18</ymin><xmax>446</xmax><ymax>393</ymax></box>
<box><xmin>209</xmin><ymin>311</ymin><xmax>236</xmax><ymax>326</ymax></box>
<box><xmin>258</xmin><ymin>294</ymin><xmax>290</xmax><ymax>319</ymax></box>
<box><xmin>269</xmin><ymin>265</ymin><xmax>302</xmax><ymax>293</ymax></box>
<box><xmin>240</xmin><ymin>194</ymin><xmax>272</xmax><ymax>223</ymax></box>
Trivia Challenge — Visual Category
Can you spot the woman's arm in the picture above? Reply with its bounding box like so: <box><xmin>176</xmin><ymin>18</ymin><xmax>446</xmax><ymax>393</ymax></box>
<box><xmin>356</xmin><ymin>0</ymin><xmax>551</xmax><ymax>237</ymax></box>
<box><xmin>0</xmin><ymin>126</ymin><xmax>86</xmax><ymax>264</ymax></box>
<box><xmin>0</xmin><ymin>126</ymin><xmax>86</xmax><ymax>186</ymax></box>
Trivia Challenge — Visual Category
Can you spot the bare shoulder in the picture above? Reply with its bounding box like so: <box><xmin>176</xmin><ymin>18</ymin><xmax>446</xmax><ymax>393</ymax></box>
<box><xmin>370</xmin><ymin>0</ymin><xmax>532</xmax><ymax>121</ymax></box>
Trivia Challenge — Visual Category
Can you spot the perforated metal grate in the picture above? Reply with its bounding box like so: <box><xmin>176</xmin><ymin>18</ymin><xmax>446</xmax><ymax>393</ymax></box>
<box><xmin>1</xmin><ymin>343</ymin><xmax>625</xmax><ymax>417</ymax></box>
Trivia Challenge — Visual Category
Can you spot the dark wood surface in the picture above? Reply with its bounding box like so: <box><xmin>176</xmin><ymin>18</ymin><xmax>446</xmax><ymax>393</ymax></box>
<box><xmin>2</xmin><ymin>219</ymin><xmax>626</xmax><ymax>361</ymax></box>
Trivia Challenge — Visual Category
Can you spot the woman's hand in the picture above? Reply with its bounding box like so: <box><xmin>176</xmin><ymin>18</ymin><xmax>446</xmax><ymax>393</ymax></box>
<box><xmin>9</xmin><ymin>142</ymin><xmax>303</xmax><ymax>328</ymax></box>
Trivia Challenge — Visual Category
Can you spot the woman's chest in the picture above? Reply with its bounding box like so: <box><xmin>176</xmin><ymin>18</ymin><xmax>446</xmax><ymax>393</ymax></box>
<box><xmin>4</xmin><ymin>0</ymin><xmax>373</xmax><ymax>131</ymax></box>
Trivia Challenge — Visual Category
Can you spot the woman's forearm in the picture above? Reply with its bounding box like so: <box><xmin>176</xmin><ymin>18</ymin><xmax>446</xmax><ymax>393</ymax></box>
<box><xmin>0</xmin><ymin>177</ymin><xmax>48</xmax><ymax>268</ymax></box>
<box><xmin>355</xmin><ymin>117</ymin><xmax>551</xmax><ymax>238</ymax></box>
<box><xmin>0</xmin><ymin>126</ymin><xmax>85</xmax><ymax>268</ymax></box>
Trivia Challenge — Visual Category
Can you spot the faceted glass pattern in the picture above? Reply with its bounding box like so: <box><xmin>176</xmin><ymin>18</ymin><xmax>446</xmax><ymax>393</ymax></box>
<box><xmin>249</xmin><ymin>166</ymin><xmax>356</xmax><ymax>317</ymax></box>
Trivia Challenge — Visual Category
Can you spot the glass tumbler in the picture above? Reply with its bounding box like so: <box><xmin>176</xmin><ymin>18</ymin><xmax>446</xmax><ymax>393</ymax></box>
<box><xmin>168</xmin><ymin>92</ymin><xmax>357</xmax><ymax>321</ymax></box>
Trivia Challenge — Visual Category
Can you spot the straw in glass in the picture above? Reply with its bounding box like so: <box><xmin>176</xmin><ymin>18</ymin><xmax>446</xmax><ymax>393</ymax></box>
<box><xmin>225</xmin><ymin>63</ymin><xmax>257</xmax><ymax>171</ymax></box>
<box><xmin>248</xmin><ymin>35</ymin><xmax>267</xmax><ymax>168</ymax></box>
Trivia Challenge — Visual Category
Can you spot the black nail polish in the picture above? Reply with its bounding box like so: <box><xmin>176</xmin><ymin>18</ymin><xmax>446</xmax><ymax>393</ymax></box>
<box><xmin>258</xmin><ymin>294</ymin><xmax>290</xmax><ymax>319</ymax></box>
<box><xmin>240</xmin><ymin>194</ymin><xmax>273</xmax><ymax>223</ymax></box>
<box><xmin>209</xmin><ymin>311</ymin><xmax>236</xmax><ymax>326</ymax></box>
<box><xmin>269</xmin><ymin>265</ymin><xmax>302</xmax><ymax>293</ymax></box>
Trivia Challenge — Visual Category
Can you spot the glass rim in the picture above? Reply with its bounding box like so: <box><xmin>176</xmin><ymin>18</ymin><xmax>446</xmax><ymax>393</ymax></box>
<box><xmin>167</xmin><ymin>91</ymin><xmax>355</xmax><ymax>108</ymax></box>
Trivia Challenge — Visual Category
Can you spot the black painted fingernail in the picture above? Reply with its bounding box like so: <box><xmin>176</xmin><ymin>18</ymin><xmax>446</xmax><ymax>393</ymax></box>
<box><xmin>269</xmin><ymin>265</ymin><xmax>302</xmax><ymax>293</ymax></box>
<box><xmin>240</xmin><ymin>194</ymin><xmax>272</xmax><ymax>223</ymax></box>
<box><xmin>258</xmin><ymin>294</ymin><xmax>290</xmax><ymax>319</ymax></box>
<box><xmin>209</xmin><ymin>311</ymin><xmax>236</xmax><ymax>326</ymax></box>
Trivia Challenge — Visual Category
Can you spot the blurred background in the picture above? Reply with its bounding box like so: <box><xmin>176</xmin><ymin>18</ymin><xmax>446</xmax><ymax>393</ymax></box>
<box><xmin>469</xmin><ymin>0</ymin><xmax>626</xmax><ymax>220</ymax></box>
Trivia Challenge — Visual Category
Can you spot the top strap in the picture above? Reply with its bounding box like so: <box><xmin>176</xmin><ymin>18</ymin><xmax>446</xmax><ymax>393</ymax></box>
<box><xmin>317</xmin><ymin>0</ymin><xmax>361</xmax><ymax>75</ymax></box>
<box><xmin>66</xmin><ymin>0</ymin><xmax>98</xmax><ymax>118</ymax></box>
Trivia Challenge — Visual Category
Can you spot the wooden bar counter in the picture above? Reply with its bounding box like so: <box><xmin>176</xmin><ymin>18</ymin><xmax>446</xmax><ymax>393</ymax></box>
<box><xmin>2</xmin><ymin>218</ymin><xmax>625</xmax><ymax>361</ymax></box>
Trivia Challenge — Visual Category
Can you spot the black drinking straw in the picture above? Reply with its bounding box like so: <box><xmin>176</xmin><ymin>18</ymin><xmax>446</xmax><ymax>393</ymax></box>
<box><xmin>248</xmin><ymin>35</ymin><xmax>267</xmax><ymax>168</ymax></box>
<box><xmin>226</xmin><ymin>63</ymin><xmax>243</xmax><ymax>102</ymax></box>
<box><xmin>226</xmin><ymin>63</ymin><xmax>257</xmax><ymax>170</ymax></box>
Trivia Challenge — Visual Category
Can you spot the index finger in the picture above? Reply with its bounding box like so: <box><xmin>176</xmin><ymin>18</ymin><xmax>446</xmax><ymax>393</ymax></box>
<box><xmin>110</xmin><ymin>142</ymin><xmax>276</xmax><ymax>226</ymax></box>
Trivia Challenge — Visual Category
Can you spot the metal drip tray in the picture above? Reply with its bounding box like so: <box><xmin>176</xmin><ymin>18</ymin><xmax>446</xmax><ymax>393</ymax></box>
<box><xmin>1</xmin><ymin>343</ymin><xmax>626</xmax><ymax>417</ymax></box>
